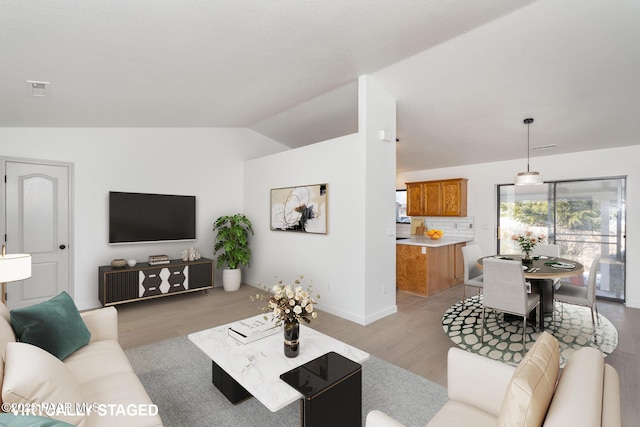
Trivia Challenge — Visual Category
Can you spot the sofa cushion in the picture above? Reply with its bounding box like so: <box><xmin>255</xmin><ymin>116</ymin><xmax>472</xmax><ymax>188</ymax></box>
<box><xmin>1</xmin><ymin>342</ymin><xmax>85</xmax><ymax>426</ymax></box>
<box><xmin>543</xmin><ymin>347</ymin><xmax>605</xmax><ymax>427</ymax></box>
<box><xmin>0</xmin><ymin>413</ymin><xmax>74</xmax><ymax>426</ymax></box>
<box><xmin>0</xmin><ymin>313</ymin><xmax>17</xmax><ymax>404</ymax></box>
<box><xmin>81</xmin><ymin>371</ymin><xmax>163</xmax><ymax>427</ymax></box>
<box><xmin>0</xmin><ymin>303</ymin><xmax>11</xmax><ymax>324</ymax></box>
<box><xmin>427</xmin><ymin>400</ymin><xmax>497</xmax><ymax>427</ymax></box>
<box><xmin>497</xmin><ymin>331</ymin><xmax>560</xmax><ymax>427</ymax></box>
<box><xmin>10</xmin><ymin>291</ymin><xmax>91</xmax><ymax>360</ymax></box>
<box><xmin>64</xmin><ymin>340</ymin><xmax>135</xmax><ymax>385</ymax></box>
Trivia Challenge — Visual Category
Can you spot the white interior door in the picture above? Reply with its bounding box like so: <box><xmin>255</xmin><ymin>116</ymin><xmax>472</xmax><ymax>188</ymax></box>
<box><xmin>5</xmin><ymin>161</ymin><xmax>70</xmax><ymax>309</ymax></box>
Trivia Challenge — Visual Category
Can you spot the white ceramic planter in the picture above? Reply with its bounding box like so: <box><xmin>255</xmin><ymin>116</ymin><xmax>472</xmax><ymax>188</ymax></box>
<box><xmin>222</xmin><ymin>268</ymin><xmax>242</xmax><ymax>291</ymax></box>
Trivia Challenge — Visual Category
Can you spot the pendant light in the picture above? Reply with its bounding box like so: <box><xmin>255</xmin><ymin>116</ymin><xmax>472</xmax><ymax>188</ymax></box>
<box><xmin>514</xmin><ymin>118</ymin><xmax>543</xmax><ymax>185</ymax></box>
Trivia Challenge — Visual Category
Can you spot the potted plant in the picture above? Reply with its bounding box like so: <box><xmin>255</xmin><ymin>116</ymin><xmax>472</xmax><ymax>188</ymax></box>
<box><xmin>212</xmin><ymin>214</ymin><xmax>254</xmax><ymax>291</ymax></box>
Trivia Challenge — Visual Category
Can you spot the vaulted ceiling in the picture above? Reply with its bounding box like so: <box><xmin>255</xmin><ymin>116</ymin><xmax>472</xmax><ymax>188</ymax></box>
<box><xmin>2</xmin><ymin>0</ymin><xmax>639</xmax><ymax>173</ymax></box>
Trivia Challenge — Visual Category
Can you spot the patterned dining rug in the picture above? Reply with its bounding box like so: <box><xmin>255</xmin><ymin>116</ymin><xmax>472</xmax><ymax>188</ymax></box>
<box><xmin>442</xmin><ymin>295</ymin><xmax>618</xmax><ymax>367</ymax></box>
<box><xmin>125</xmin><ymin>335</ymin><xmax>447</xmax><ymax>427</ymax></box>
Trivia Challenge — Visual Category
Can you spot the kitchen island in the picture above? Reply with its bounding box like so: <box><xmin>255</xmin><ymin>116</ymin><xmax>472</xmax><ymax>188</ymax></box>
<box><xmin>396</xmin><ymin>236</ymin><xmax>472</xmax><ymax>297</ymax></box>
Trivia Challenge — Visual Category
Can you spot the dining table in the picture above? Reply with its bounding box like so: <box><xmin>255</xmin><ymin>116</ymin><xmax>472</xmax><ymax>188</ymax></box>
<box><xmin>478</xmin><ymin>255</ymin><xmax>584</xmax><ymax>331</ymax></box>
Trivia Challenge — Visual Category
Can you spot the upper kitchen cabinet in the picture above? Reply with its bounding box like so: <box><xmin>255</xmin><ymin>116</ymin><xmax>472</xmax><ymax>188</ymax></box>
<box><xmin>406</xmin><ymin>182</ymin><xmax>423</xmax><ymax>216</ymax></box>
<box><xmin>440</xmin><ymin>179</ymin><xmax>467</xmax><ymax>216</ymax></box>
<box><xmin>405</xmin><ymin>178</ymin><xmax>468</xmax><ymax>217</ymax></box>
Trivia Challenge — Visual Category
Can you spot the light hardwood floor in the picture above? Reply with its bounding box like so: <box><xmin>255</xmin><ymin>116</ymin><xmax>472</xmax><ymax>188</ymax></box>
<box><xmin>117</xmin><ymin>284</ymin><xmax>638</xmax><ymax>426</ymax></box>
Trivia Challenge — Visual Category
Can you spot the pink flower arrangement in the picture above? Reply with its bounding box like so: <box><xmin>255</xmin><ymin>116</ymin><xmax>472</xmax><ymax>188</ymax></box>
<box><xmin>511</xmin><ymin>231</ymin><xmax>546</xmax><ymax>253</ymax></box>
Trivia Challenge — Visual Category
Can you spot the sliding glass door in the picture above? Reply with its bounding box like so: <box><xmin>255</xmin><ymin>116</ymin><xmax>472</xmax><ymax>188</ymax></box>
<box><xmin>498</xmin><ymin>177</ymin><xmax>626</xmax><ymax>302</ymax></box>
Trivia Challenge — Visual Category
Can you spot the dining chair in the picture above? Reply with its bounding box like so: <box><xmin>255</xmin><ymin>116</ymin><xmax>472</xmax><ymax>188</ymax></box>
<box><xmin>481</xmin><ymin>258</ymin><xmax>540</xmax><ymax>355</ymax></box>
<box><xmin>533</xmin><ymin>244</ymin><xmax>560</xmax><ymax>258</ymax></box>
<box><xmin>461</xmin><ymin>244</ymin><xmax>483</xmax><ymax>308</ymax></box>
<box><xmin>554</xmin><ymin>256</ymin><xmax>601</xmax><ymax>330</ymax></box>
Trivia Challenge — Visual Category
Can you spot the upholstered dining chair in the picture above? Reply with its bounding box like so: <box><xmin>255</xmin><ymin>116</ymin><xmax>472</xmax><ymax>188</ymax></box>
<box><xmin>533</xmin><ymin>244</ymin><xmax>560</xmax><ymax>258</ymax></box>
<box><xmin>554</xmin><ymin>256</ymin><xmax>601</xmax><ymax>330</ymax></box>
<box><xmin>481</xmin><ymin>258</ymin><xmax>540</xmax><ymax>355</ymax></box>
<box><xmin>461</xmin><ymin>244</ymin><xmax>483</xmax><ymax>308</ymax></box>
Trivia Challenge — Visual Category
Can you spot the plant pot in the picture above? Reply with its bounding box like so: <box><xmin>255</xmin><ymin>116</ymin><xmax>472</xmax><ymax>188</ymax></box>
<box><xmin>222</xmin><ymin>268</ymin><xmax>241</xmax><ymax>292</ymax></box>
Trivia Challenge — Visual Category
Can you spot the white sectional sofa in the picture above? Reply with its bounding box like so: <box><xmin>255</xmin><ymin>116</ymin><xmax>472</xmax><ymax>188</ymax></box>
<box><xmin>367</xmin><ymin>332</ymin><xmax>620</xmax><ymax>427</ymax></box>
<box><xmin>0</xmin><ymin>299</ymin><xmax>163</xmax><ymax>427</ymax></box>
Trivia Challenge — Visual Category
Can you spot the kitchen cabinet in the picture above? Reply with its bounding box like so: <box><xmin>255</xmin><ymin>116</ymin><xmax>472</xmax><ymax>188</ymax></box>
<box><xmin>396</xmin><ymin>242</ymin><xmax>466</xmax><ymax>297</ymax></box>
<box><xmin>423</xmin><ymin>181</ymin><xmax>442</xmax><ymax>216</ymax></box>
<box><xmin>396</xmin><ymin>244</ymin><xmax>427</xmax><ymax>296</ymax></box>
<box><xmin>452</xmin><ymin>242</ymin><xmax>466</xmax><ymax>283</ymax></box>
<box><xmin>405</xmin><ymin>178</ymin><xmax>468</xmax><ymax>217</ymax></box>
<box><xmin>406</xmin><ymin>182</ymin><xmax>423</xmax><ymax>217</ymax></box>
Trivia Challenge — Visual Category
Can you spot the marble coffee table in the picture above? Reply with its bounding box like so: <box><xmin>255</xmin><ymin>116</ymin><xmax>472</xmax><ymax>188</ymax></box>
<box><xmin>188</xmin><ymin>314</ymin><xmax>369</xmax><ymax>412</ymax></box>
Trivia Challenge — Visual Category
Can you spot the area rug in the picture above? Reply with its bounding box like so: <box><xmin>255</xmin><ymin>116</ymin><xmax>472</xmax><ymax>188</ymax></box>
<box><xmin>125</xmin><ymin>335</ymin><xmax>447</xmax><ymax>427</ymax></box>
<box><xmin>442</xmin><ymin>295</ymin><xmax>618</xmax><ymax>367</ymax></box>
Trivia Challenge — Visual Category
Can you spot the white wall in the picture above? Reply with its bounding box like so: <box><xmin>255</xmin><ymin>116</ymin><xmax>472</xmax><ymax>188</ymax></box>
<box><xmin>397</xmin><ymin>145</ymin><xmax>640</xmax><ymax>309</ymax></box>
<box><xmin>359</xmin><ymin>76</ymin><xmax>398</xmax><ymax>322</ymax></box>
<box><xmin>0</xmin><ymin>127</ymin><xmax>287</xmax><ymax>309</ymax></box>
<box><xmin>243</xmin><ymin>75</ymin><xmax>397</xmax><ymax>325</ymax></box>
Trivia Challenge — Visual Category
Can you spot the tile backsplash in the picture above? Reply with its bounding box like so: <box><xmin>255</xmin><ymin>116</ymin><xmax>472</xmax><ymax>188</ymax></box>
<box><xmin>397</xmin><ymin>216</ymin><xmax>475</xmax><ymax>239</ymax></box>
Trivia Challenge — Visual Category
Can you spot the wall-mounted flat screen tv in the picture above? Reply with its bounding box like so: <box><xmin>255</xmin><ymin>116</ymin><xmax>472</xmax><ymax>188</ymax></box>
<box><xmin>109</xmin><ymin>191</ymin><xmax>196</xmax><ymax>244</ymax></box>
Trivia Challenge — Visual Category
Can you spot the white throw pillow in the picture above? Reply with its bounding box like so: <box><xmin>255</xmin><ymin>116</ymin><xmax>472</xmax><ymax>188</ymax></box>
<box><xmin>2</xmin><ymin>342</ymin><xmax>85</xmax><ymax>426</ymax></box>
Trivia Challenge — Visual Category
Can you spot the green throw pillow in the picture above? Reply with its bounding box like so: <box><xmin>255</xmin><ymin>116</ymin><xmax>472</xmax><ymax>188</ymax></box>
<box><xmin>0</xmin><ymin>413</ymin><xmax>74</xmax><ymax>427</ymax></box>
<box><xmin>10</xmin><ymin>291</ymin><xmax>91</xmax><ymax>360</ymax></box>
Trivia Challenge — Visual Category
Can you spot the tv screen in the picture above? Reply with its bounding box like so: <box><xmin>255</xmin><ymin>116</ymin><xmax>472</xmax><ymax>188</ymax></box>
<box><xmin>109</xmin><ymin>191</ymin><xmax>196</xmax><ymax>244</ymax></box>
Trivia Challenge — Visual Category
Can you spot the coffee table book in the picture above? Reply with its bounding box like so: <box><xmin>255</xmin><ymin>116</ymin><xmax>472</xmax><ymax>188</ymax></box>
<box><xmin>227</xmin><ymin>314</ymin><xmax>282</xmax><ymax>344</ymax></box>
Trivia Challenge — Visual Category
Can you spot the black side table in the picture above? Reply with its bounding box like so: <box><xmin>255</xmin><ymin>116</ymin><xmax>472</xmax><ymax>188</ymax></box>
<box><xmin>280</xmin><ymin>351</ymin><xmax>362</xmax><ymax>427</ymax></box>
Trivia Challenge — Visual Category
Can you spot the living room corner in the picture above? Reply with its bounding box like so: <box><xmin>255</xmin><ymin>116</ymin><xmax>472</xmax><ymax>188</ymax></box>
<box><xmin>1</xmin><ymin>1</ymin><xmax>638</xmax><ymax>424</ymax></box>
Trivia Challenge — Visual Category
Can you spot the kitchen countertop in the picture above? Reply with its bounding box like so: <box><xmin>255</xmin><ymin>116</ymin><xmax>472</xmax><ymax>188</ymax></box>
<box><xmin>396</xmin><ymin>236</ymin><xmax>472</xmax><ymax>248</ymax></box>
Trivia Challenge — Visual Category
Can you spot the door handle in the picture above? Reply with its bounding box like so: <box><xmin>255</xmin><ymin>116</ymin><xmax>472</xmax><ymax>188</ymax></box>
<box><xmin>59</xmin><ymin>244</ymin><xmax>66</xmax><ymax>250</ymax></box>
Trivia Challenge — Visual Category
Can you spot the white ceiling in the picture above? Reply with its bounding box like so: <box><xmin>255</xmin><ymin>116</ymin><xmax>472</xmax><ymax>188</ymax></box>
<box><xmin>2</xmin><ymin>0</ymin><xmax>639</xmax><ymax>173</ymax></box>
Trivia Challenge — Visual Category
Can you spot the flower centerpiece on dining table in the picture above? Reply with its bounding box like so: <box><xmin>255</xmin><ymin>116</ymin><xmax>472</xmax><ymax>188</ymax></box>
<box><xmin>511</xmin><ymin>231</ymin><xmax>546</xmax><ymax>262</ymax></box>
<box><xmin>251</xmin><ymin>276</ymin><xmax>319</xmax><ymax>358</ymax></box>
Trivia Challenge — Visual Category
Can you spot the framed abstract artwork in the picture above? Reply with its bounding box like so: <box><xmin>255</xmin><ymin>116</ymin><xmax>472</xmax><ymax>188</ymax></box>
<box><xmin>270</xmin><ymin>183</ymin><xmax>327</xmax><ymax>234</ymax></box>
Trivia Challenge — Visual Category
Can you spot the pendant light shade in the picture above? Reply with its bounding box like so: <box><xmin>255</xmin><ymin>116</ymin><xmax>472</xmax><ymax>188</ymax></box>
<box><xmin>514</xmin><ymin>118</ymin><xmax>543</xmax><ymax>185</ymax></box>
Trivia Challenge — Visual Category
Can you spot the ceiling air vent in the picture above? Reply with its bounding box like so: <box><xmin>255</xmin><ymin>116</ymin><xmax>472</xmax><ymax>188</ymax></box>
<box><xmin>26</xmin><ymin>80</ymin><xmax>50</xmax><ymax>97</ymax></box>
<box><xmin>532</xmin><ymin>144</ymin><xmax>557</xmax><ymax>151</ymax></box>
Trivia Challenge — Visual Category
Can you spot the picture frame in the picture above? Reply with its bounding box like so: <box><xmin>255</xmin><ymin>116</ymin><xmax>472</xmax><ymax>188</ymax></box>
<box><xmin>270</xmin><ymin>184</ymin><xmax>327</xmax><ymax>234</ymax></box>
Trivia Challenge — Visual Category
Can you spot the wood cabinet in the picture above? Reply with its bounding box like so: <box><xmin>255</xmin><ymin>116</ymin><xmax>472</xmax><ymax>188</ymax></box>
<box><xmin>99</xmin><ymin>258</ymin><xmax>213</xmax><ymax>306</ymax></box>
<box><xmin>406</xmin><ymin>182</ymin><xmax>423</xmax><ymax>217</ymax></box>
<box><xmin>396</xmin><ymin>244</ymin><xmax>427</xmax><ymax>296</ymax></box>
<box><xmin>423</xmin><ymin>181</ymin><xmax>442</xmax><ymax>216</ymax></box>
<box><xmin>452</xmin><ymin>242</ymin><xmax>466</xmax><ymax>284</ymax></box>
<box><xmin>405</xmin><ymin>178</ymin><xmax>468</xmax><ymax>217</ymax></box>
<box><xmin>396</xmin><ymin>243</ymin><xmax>466</xmax><ymax>297</ymax></box>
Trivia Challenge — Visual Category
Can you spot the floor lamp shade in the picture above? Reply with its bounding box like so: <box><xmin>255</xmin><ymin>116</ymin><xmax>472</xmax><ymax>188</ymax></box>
<box><xmin>0</xmin><ymin>253</ymin><xmax>32</xmax><ymax>305</ymax></box>
<box><xmin>0</xmin><ymin>254</ymin><xmax>32</xmax><ymax>283</ymax></box>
